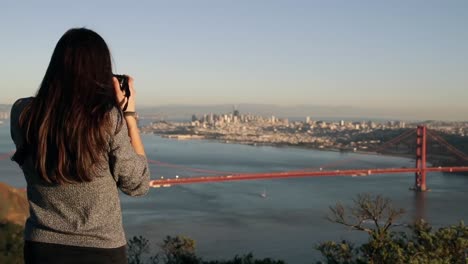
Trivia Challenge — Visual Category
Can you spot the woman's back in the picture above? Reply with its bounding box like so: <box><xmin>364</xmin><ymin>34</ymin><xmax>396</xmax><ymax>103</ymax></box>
<box><xmin>11</xmin><ymin>98</ymin><xmax>149</xmax><ymax>248</ymax></box>
<box><xmin>10</xmin><ymin>28</ymin><xmax>150</xmax><ymax>263</ymax></box>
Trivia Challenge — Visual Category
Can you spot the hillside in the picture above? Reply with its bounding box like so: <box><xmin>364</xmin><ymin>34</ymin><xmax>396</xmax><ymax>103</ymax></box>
<box><xmin>0</xmin><ymin>182</ymin><xmax>28</xmax><ymax>226</ymax></box>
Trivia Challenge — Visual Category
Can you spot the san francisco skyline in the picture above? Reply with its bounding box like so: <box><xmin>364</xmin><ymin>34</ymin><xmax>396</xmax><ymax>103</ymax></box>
<box><xmin>1</xmin><ymin>1</ymin><xmax>467</xmax><ymax>120</ymax></box>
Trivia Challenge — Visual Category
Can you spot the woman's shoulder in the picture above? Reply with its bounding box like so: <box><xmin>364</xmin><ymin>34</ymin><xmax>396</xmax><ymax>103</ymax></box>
<box><xmin>109</xmin><ymin>106</ymin><xmax>123</xmax><ymax>123</ymax></box>
<box><xmin>108</xmin><ymin>106</ymin><xmax>125</xmax><ymax>135</ymax></box>
<box><xmin>11</xmin><ymin>97</ymin><xmax>33</xmax><ymax>119</ymax></box>
<box><xmin>13</xmin><ymin>97</ymin><xmax>33</xmax><ymax>105</ymax></box>
<box><xmin>10</xmin><ymin>97</ymin><xmax>33</xmax><ymax>146</ymax></box>
<box><xmin>11</xmin><ymin>97</ymin><xmax>33</xmax><ymax>112</ymax></box>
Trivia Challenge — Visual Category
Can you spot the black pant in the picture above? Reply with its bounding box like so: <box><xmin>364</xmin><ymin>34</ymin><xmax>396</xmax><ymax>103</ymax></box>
<box><xmin>24</xmin><ymin>240</ymin><xmax>127</xmax><ymax>264</ymax></box>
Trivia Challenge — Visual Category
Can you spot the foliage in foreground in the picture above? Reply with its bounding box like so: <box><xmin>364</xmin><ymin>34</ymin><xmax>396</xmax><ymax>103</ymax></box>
<box><xmin>127</xmin><ymin>235</ymin><xmax>286</xmax><ymax>264</ymax></box>
<box><xmin>0</xmin><ymin>222</ymin><xmax>24</xmax><ymax>264</ymax></box>
<box><xmin>316</xmin><ymin>193</ymin><xmax>468</xmax><ymax>264</ymax></box>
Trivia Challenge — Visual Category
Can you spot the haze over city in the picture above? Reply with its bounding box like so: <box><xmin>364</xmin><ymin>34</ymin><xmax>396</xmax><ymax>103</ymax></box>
<box><xmin>1</xmin><ymin>1</ymin><xmax>467</xmax><ymax>120</ymax></box>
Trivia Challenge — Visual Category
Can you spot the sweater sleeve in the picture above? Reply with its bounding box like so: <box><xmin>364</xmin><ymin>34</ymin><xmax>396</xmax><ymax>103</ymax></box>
<box><xmin>108</xmin><ymin>109</ymin><xmax>150</xmax><ymax>196</ymax></box>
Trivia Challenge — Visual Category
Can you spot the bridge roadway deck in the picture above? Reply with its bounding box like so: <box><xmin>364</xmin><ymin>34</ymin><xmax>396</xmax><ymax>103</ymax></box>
<box><xmin>149</xmin><ymin>166</ymin><xmax>468</xmax><ymax>187</ymax></box>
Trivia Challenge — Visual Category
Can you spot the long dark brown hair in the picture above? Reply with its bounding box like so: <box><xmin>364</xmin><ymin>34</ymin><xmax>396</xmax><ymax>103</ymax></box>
<box><xmin>12</xmin><ymin>28</ymin><xmax>121</xmax><ymax>184</ymax></box>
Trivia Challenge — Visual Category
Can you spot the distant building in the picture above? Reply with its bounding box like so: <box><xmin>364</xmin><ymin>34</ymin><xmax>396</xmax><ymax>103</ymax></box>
<box><xmin>271</xmin><ymin>115</ymin><xmax>276</xmax><ymax>124</ymax></box>
<box><xmin>233</xmin><ymin>105</ymin><xmax>240</xmax><ymax>117</ymax></box>
<box><xmin>367</xmin><ymin>121</ymin><xmax>376</xmax><ymax>129</ymax></box>
<box><xmin>209</xmin><ymin>113</ymin><xmax>214</xmax><ymax>124</ymax></box>
<box><xmin>397</xmin><ymin>121</ymin><xmax>406</xmax><ymax>128</ymax></box>
<box><xmin>360</xmin><ymin>121</ymin><xmax>367</xmax><ymax>129</ymax></box>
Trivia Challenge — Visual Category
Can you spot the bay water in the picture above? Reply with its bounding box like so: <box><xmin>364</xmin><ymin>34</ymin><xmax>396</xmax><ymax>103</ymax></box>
<box><xmin>1</xmin><ymin>124</ymin><xmax>467</xmax><ymax>263</ymax></box>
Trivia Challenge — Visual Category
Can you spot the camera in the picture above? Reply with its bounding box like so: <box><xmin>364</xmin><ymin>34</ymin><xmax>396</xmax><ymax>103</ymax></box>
<box><xmin>113</xmin><ymin>74</ymin><xmax>131</xmax><ymax>111</ymax></box>
<box><xmin>113</xmin><ymin>74</ymin><xmax>131</xmax><ymax>96</ymax></box>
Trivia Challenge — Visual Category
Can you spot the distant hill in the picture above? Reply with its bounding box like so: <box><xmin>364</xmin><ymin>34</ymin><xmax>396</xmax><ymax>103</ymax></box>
<box><xmin>0</xmin><ymin>182</ymin><xmax>28</xmax><ymax>226</ymax></box>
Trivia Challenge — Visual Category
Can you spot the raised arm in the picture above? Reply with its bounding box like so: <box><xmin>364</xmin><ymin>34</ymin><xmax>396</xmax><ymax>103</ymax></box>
<box><xmin>109</xmin><ymin>75</ymin><xmax>150</xmax><ymax>196</ymax></box>
<box><xmin>108</xmin><ymin>113</ymin><xmax>150</xmax><ymax>196</ymax></box>
<box><xmin>113</xmin><ymin>76</ymin><xmax>145</xmax><ymax>156</ymax></box>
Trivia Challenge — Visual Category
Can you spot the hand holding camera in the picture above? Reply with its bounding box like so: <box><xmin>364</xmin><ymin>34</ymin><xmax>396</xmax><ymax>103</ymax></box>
<box><xmin>113</xmin><ymin>74</ymin><xmax>136</xmax><ymax>113</ymax></box>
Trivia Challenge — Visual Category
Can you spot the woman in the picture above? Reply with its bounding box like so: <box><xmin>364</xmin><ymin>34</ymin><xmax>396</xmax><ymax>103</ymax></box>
<box><xmin>10</xmin><ymin>28</ymin><xmax>150</xmax><ymax>264</ymax></box>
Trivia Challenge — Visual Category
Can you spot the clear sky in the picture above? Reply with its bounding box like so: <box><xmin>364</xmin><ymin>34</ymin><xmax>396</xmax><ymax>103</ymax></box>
<box><xmin>1</xmin><ymin>0</ymin><xmax>467</xmax><ymax>120</ymax></box>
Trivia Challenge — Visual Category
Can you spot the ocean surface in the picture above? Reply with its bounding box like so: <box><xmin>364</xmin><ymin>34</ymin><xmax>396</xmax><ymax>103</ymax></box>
<box><xmin>1</xmin><ymin>123</ymin><xmax>467</xmax><ymax>263</ymax></box>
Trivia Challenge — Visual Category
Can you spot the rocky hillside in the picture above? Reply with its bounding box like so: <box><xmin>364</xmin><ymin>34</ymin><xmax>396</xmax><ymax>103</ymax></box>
<box><xmin>0</xmin><ymin>182</ymin><xmax>28</xmax><ymax>226</ymax></box>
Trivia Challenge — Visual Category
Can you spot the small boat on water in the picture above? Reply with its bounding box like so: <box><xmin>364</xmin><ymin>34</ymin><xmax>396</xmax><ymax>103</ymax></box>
<box><xmin>260</xmin><ymin>189</ymin><xmax>267</xmax><ymax>198</ymax></box>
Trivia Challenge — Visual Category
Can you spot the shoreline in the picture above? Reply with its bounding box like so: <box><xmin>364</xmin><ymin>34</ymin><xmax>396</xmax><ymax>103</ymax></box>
<box><xmin>144</xmin><ymin>132</ymin><xmax>466</xmax><ymax>172</ymax></box>
<box><xmin>147</xmin><ymin>132</ymin><xmax>419</xmax><ymax>161</ymax></box>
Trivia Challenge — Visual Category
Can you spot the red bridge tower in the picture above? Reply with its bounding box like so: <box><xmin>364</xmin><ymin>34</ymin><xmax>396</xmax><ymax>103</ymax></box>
<box><xmin>415</xmin><ymin>125</ymin><xmax>427</xmax><ymax>191</ymax></box>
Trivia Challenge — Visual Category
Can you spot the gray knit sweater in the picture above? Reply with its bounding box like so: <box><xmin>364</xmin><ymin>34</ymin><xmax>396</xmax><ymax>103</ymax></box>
<box><xmin>10</xmin><ymin>97</ymin><xmax>150</xmax><ymax>248</ymax></box>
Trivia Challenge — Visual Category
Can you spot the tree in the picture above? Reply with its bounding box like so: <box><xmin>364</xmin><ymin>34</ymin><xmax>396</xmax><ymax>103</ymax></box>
<box><xmin>160</xmin><ymin>235</ymin><xmax>200</xmax><ymax>264</ymax></box>
<box><xmin>322</xmin><ymin>193</ymin><xmax>406</xmax><ymax>263</ymax></box>
<box><xmin>126</xmin><ymin>235</ymin><xmax>286</xmax><ymax>264</ymax></box>
<box><xmin>404</xmin><ymin>220</ymin><xmax>468</xmax><ymax>263</ymax></box>
<box><xmin>327</xmin><ymin>193</ymin><xmax>406</xmax><ymax>236</ymax></box>
<box><xmin>204</xmin><ymin>253</ymin><xmax>286</xmax><ymax>264</ymax></box>
<box><xmin>128</xmin><ymin>235</ymin><xmax>151</xmax><ymax>264</ymax></box>
<box><xmin>317</xmin><ymin>193</ymin><xmax>468</xmax><ymax>264</ymax></box>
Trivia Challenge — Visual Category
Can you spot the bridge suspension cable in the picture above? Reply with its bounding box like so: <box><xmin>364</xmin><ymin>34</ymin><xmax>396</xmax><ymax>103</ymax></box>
<box><xmin>292</xmin><ymin>128</ymin><xmax>416</xmax><ymax>172</ymax></box>
<box><xmin>426</xmin><ymin>130</ymin><xmax>468</xmax><ymax>162</ymax></box>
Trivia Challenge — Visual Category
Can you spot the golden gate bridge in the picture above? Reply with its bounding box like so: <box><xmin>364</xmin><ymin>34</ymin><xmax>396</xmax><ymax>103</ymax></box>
<box><xmin>146</xmin><ymin>126</ymin><xmax>468</xmax><ymax>191</ymax></box>
<box><xmin>1</xmin><ymin>126</ymin><xmax>468</xmax><ymax>191</ymax></box>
